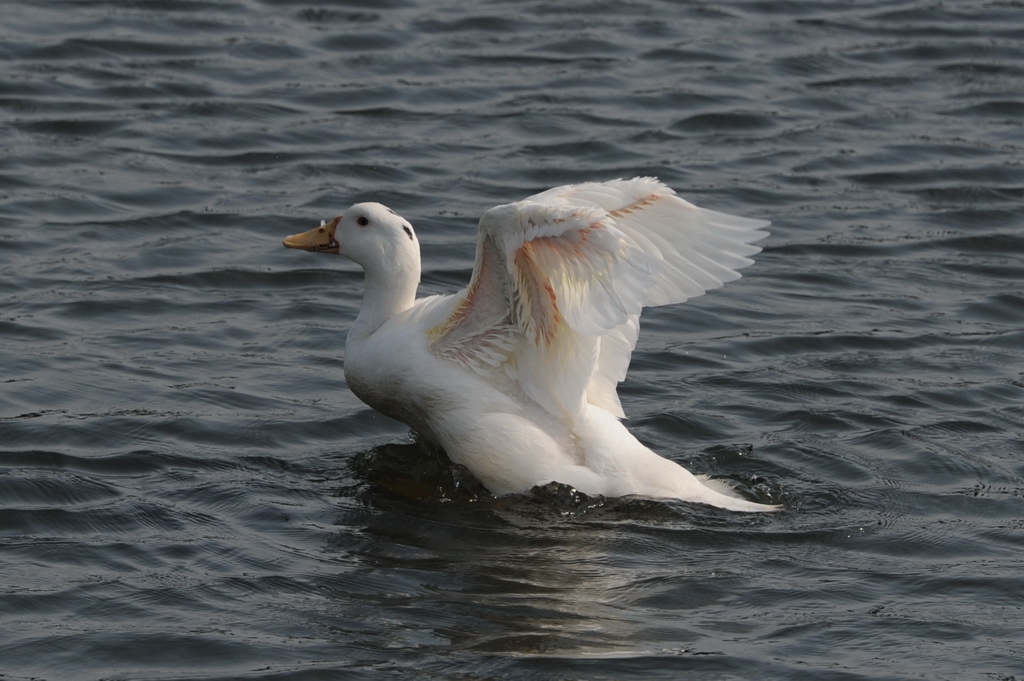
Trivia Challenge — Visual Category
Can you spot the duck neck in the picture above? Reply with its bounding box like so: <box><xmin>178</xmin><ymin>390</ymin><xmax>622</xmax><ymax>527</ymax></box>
<box><xmin>348</xmin><ymin>257</ymin><xmax>420</xmax><ymax>343</ymax></box>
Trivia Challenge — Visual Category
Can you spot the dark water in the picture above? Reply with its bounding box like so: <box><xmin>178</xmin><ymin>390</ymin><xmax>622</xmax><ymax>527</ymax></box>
<box><xmin>2</xmin><ymin>0</ymin><xmax>1023</xmax><ymax>679</ymax></box>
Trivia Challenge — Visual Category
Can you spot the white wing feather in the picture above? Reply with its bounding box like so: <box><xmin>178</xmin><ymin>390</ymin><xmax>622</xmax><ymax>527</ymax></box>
<box><xmin>429</xmin><ymin>177</ymin><xmax>768</xmax><ymax>421</ymax></box>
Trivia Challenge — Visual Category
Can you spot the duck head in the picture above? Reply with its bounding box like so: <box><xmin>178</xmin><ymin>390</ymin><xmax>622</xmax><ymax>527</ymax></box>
<box><xmin>283</xmin><ymin>202</ymin><xmax>422</xmax><ymax>335</ymax></box>
<box><xmin>283</xmin><ymin>202</ymin><xmax>419</xmax><ymax>268</ymax></box>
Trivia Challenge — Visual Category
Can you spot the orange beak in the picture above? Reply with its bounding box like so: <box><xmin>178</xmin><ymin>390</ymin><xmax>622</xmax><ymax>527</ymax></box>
<box><xmin>283</xmin><ymin>216</ymin><xmax>340</xmax><ymax>254</ymax></box>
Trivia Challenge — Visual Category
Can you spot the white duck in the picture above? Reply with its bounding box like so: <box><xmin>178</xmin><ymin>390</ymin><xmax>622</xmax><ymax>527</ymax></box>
<box><xmin>284</xmin><ymin>177</ymin><xmax>778</xmax><ymax>512</ymax></box>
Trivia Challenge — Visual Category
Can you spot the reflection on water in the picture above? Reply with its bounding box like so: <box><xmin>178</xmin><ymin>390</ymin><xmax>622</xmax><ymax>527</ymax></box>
<box><xmin>333</xmin><ymin>487</ymin><xmax>765</xmax><ymax>665</ymax></box>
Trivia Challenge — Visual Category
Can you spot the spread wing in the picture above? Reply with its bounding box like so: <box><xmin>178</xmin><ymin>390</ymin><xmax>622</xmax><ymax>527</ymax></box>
<box><xmin>428</xmin><ymin>177</ymin><xmax>769</xmax><ymax>421</ymax></box>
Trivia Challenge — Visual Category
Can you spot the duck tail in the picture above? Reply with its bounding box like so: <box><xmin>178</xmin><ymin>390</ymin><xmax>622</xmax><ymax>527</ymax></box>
<box><xmin>696</xmin><ymin>475</ymin><xmax>781</xmax><ymax>512</ymax></box>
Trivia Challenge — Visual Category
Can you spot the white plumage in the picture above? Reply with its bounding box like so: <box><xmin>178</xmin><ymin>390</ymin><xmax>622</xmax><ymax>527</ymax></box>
<box><xmin>284</xmin><ymin>177</ymin><xmax>778</xmax><ymax>512</ymax></box>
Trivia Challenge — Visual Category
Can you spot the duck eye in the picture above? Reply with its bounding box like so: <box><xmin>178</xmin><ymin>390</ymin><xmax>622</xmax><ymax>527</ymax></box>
<box><xmin>356</xmin><ymin>216</ymin><xmax>369</xmax><ymax>227</ymax></box>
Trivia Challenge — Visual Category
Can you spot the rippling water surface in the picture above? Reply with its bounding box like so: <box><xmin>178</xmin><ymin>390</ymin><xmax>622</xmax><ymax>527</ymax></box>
<box><xmin>2</xmin><ymin>1</ymin><xmax>1023</xmax><ymax>679</ymax></box>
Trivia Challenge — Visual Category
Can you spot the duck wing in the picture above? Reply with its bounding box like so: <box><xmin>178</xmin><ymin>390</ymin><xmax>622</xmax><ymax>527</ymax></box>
<box><xmin>428</xmin><ymin>177</ymin><xmax>769</xmax><ymax>421</ymax></box>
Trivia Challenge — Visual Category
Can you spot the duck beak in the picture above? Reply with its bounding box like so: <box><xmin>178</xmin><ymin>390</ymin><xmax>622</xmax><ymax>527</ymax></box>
<box><xmin>283</xmin><ymin>216</ymin><xmax>340</xmax><ymax>254</ymax></box>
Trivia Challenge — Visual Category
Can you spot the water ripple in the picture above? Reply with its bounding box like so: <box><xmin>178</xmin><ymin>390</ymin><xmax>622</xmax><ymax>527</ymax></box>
<box><xmin>3</xmin><ymin>0</ymin><xmax>1024</xmax><ymax>679</ymax></box>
